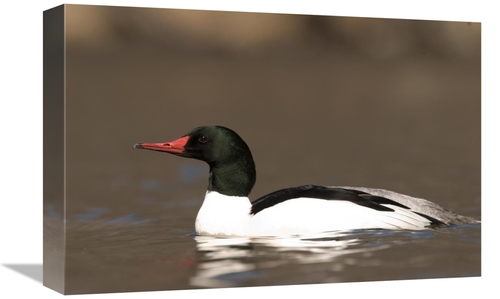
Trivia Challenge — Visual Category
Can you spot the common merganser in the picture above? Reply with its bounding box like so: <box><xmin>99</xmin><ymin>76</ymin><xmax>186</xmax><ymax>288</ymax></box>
<box><xmin>134</xmin><ymin>126</ymin><xmax>479</xmax><ymax>237</ymax></box>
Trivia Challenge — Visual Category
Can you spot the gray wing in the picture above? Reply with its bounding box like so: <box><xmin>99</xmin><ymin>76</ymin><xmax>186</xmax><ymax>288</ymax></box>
<box><xmin>333</xmin><ymin>186</ymin><xmax>480</xmax><ymax>225</ymax></box>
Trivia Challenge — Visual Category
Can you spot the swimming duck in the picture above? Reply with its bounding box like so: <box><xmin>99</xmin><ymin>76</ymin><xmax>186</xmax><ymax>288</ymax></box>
<box><xmin>134</xmin><ymin>126</ymin><xmax>479</xmax><ymax>236</ymax></box>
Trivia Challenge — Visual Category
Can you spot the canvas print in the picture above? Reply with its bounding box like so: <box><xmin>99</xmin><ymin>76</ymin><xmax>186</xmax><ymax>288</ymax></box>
<box><xmin>43</xmin><ymin>4</ymin><xmax>481</xmax><ymax>295</ymax></box>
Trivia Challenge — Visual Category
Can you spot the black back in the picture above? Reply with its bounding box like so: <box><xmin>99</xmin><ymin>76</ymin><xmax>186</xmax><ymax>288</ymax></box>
<box><xmin>250</xmin><ymin>185</ymin><xmax>409</xmax><ymax>214</ymax></box>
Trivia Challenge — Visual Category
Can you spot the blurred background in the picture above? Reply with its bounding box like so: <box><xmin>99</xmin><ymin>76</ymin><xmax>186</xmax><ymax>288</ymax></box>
<box><xmin>55</xmin><ymin>4</ymin><xmax>480</xmax><ymax>294</ymax></box>
<box><xmin>66</xmin><ymin>5</ymin><xmax>480</xmax><ymax>58</ymax></box>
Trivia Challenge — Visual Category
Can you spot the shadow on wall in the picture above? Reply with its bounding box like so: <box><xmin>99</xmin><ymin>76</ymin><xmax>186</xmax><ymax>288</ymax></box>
<box><xmin>3</xmin><ymin>264</ymin><xmax>43</xmax><ymax>284</ymax></box>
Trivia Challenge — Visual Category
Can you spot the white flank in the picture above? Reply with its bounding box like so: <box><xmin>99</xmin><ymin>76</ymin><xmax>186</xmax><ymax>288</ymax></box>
<box><xmin>195</xmin><ymin>191</ymin><xmax>433</xmax><ymax>237</ymax></box>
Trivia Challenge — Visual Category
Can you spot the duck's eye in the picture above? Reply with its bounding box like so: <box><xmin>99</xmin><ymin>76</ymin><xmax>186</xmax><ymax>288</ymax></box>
<box><xmin>198</xmin><ymin>135</ymin><xmax>208</xmax><ymax>144</ymax></box>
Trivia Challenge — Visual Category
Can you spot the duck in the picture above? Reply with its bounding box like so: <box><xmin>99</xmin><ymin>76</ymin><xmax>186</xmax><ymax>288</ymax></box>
<box><xmin>134</xmin><ymin>125</ymin><xmax>480</xmax><ymax>237</ymax></box>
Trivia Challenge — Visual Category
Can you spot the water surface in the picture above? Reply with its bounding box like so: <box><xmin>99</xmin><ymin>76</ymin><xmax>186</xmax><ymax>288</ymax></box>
<box><xmin>60</xmin><ymin>212</ymin><xmax>480</xmax><ymax>294</ymax></box>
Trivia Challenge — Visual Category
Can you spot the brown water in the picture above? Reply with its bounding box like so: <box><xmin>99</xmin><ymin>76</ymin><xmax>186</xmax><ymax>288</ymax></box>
<box><xmin>44</xmin><ymin>9</ymin><xmax>481</xmax><ymax>294</ymax></box>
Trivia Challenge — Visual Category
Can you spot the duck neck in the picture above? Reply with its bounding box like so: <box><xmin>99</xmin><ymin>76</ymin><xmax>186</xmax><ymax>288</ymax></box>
<box><xmin>207</xmin><ymin>159</ymin><xmax>256</xmax><ymax>197</ymax></box>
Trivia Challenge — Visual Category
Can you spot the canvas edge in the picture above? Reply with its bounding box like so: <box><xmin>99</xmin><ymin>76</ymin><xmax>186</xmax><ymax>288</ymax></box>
<box><xmin>43</xmin><ymin>4</ymin><xmax>66</xmax><ymax>294</ymax></box>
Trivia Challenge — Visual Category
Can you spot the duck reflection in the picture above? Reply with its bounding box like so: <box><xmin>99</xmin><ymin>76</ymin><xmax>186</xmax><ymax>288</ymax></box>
<box><xmin>190</xmin><ymin>231</ymin><xmax>390</xmax><ymax>287</ymax></box>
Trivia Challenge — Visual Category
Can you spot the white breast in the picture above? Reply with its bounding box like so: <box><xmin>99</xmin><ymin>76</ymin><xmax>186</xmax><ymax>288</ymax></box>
<box><xmin>195</xmin><ymin>191</ymin><xmax>253</xmax><ymax>236</ymax></box>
